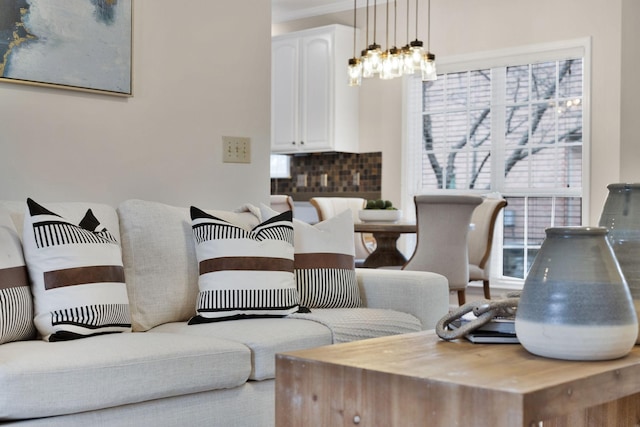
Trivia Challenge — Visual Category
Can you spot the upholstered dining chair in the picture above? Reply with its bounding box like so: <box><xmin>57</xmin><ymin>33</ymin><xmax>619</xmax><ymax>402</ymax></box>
<box><xmin>403</xmin><ymin>194</ymin><xmax>483</xmax><ymax>306</ymax></box>
<box><xmin>468</xmin><ymin>196</ymin><xmax>508</xmax><ymax>300</ymax></box>
<box><xmin>269</xmin><ymin>194</ymin><xmax>294</xmax><ymax>213</ymax></box>
<box><xmin>309</xmin><ymin>197</ymin><xmax>373</xmax><ymax>265</ymax></box>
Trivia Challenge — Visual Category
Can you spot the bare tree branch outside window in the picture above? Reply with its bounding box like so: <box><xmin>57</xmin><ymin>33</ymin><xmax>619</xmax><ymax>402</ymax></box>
<box><xmin>421</xmin><ymin>60</ymin><xmax>582</xmax><ymax>191</ymax></box>
<box><xmin>416</xmin><ymin>58</ymin><xmax>583</xmax><ymax>279</ymax></box>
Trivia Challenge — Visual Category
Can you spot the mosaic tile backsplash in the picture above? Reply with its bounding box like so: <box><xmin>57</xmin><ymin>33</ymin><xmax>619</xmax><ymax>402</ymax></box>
<box><xmin>271</xmin><ymin>152</ymin><xmax>382</xmax><ymax>200</ymax></box>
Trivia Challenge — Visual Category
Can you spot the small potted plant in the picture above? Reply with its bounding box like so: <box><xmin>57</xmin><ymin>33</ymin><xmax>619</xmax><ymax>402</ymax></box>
<box><xmin>358</xmin><ymin>199</ymin><xmax>402</xmax><ymax>222</ymax></box>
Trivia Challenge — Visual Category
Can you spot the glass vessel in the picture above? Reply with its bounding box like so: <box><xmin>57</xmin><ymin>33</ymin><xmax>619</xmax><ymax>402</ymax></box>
<box><xmin>515</xmin><ymin>227</ymin><xmax>637</xmax><ymax>360</ymax></box>
<box><xmin>599</xmin><ymin>183</ymin><xmax>640</xmax><ymax>343</ymax></box>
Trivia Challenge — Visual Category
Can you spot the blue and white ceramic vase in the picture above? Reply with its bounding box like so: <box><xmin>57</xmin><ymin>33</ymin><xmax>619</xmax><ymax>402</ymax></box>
<box><xmin>599</xmin><ymin>183</ymin><xmax>640</xmax><ymax>344</ymax></box>
<box><xmin>515</xmin><ymin>227</ymin><xmax>638</xmax><ymax>360</ymax></box>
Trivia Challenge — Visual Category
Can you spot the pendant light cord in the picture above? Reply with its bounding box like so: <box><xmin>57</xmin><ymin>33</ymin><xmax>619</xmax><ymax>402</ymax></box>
<box><xmin>353</xmin><ymin>0</ymin><xmax>357</xmax><ymax>57</ymax></box>
<box><xmin>393</xmin><ymin>0</ymin><xmax>398</xmax><ymax>47</ymax></box>
<box><xmin>385</xmin><ymin>0</ymin><xmax>389</xmax><ymax>49</ymax></box>
<box><xmin>405</xmin><ymin>0</ymin><xmax>410</xmax><ymax>45</ymax></box>
<box><xmin>366</xmin><ymin>0</ymin><xmax>370</xmax><ymax>47</ymax></box>
<box><xmin>414</xmin><ymin>0</ymin><xmax>419</xmax><ymax>40</ymax></box>
<box><xmin>373</xmin><ymin>0</ymin><xmax>377</xmax><ymax>45</ymax></box>
<box><xmin>427</xmin><ymin>0</ymin><xmax>431</xmax><ymax>50</ymax></box>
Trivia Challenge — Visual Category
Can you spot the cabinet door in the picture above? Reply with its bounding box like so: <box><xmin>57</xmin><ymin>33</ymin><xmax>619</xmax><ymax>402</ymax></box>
<box><xmin>272</xmin><ymin>38</ymin><xmax>299</xmax><ymax>152</ymax></box>
<box><xmin>299</xmin><ymin>33</ymin><xmax>332</xmax><ymax>151</ymax></box>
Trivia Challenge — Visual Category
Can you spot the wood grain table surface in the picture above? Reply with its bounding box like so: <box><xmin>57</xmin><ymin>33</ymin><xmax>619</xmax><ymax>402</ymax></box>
<box><xmin>276</xmin><ymin>330</ymin><xmax>640</xmax><ymax>426</ymax></box>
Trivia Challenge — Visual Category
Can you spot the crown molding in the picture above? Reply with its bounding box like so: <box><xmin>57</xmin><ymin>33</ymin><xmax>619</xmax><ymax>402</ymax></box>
<box><xmin>273</xmin><ymin>0</ymin><xmax>364</xmax><ymax>23</ymax></box>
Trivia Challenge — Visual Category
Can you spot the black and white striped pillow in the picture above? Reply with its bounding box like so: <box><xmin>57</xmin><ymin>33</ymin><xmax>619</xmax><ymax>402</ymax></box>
<box><xmin>189</xmin><ymin>206</ymin><xmax>299</xmax><ymax>323</ymax></box>
<box><xmin>0</xmin><ymin>213</ymin><xmax>35</xmax><ymax>344</ymax></box>
<box><xmin>293</xmin><ymin>210</ymin><xmax>361</xmax><ymax>308</ymax></box>
<box><xmin>23</xmin><ymin>199</ymin><xmax>131</xmax><ymax>341</ymax></box>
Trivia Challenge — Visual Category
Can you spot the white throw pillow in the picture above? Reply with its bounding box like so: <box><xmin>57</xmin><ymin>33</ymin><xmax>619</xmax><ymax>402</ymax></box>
<box><xmin>189</xmin><ymin>206</ymin><xmax>299</xmax><ymax>323</ymax></box>
<box><xmin>261</xmin><ymin>205</ymin><xmax>361</xmax><ymax>308</ymax></box>
<box><xmin>22</xmin><ymin>199</ymin><xmax>131</xmax><ymax>341</ymax></box>
<box><xmin>0</xmin><ymin>212</ymin><xmax>35</xmax><ymax>344</ymax></box>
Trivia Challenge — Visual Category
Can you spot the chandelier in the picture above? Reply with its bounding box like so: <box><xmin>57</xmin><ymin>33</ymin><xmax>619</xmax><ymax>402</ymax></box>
<box><xmin>348</xmin><ymin>0</ymin><xmax>437</xmax><ymax>86</ymax></box>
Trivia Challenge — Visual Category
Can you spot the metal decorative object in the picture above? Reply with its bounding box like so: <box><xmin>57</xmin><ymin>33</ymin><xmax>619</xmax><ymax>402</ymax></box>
<box><xmin>436</xmin><ymin>293</ymin><xmax>519</xmax><ymax>341</ymax></box>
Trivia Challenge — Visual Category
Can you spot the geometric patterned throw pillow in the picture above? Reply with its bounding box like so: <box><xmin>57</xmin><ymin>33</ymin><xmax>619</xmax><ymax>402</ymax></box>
<box><xmin>259</xmin><ymin>205</ymin><xmax>361</xmax><ymax>309</ymax></box>
<box><xmin>22</xmin><ymin>198</ymin><xmax>131</xmax><ymax>341</ymax></box>
<box><xmin>189</xmin><ymin>206</ymin><xmax>299</xmax><ymax>323</ymax></box>
<box><xmin>292</xmin><ymin>210</ymin><xmax>361</xmax><ymax>308</ymax></box>
<box><xmin>0</xmin><ymin>212</ymin><xmax>36</xmax><ymax>344</ymax></box>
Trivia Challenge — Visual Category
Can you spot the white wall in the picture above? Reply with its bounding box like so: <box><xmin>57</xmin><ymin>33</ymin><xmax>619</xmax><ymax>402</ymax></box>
<box><xmin>0</xmin><ymin>0</ymin><xmax>272</xmax><ymax>210</ymax></box>
<box><xmin>274</xmin><ymin>0</ymin><xmax>636</xmax><ymax>224</ymax></box>
<box><xmin>620</xmin><ymin>0</ymin><xmax>640</xmax><ymax>184</ymax></box>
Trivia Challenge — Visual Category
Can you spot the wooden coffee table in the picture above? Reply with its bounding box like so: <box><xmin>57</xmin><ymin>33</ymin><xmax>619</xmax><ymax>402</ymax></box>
<box><xmin>276</xmin><ymin>330</ymin><xmax>640</xmax><ymax>426</ymax></box>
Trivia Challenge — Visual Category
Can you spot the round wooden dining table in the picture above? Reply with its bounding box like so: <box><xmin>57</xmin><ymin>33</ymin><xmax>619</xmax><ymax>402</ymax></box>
<box><xmin>354</xmin><ymin>222</ymin><xmax>416</xmax><ymax>268</ymax></box>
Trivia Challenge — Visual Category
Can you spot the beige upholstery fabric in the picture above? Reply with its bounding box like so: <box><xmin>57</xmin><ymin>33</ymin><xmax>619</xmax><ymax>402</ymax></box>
<box><xmin>117</xmin><ymin>199</ymin><xmax>260</xmax><ymax>331</ymax></box>
<box><xmin>288</xmin><ymin>308</ymin><xmax>422</xmax><ymax>343</ymax></box>
<box><xmin>269</xmin><ymin>195</ymin><xmax>294</xmax><ymax>213</ymax></box>
<box><xmin>468</xmin><ymin>197</ymin><xmax>507</xmax><ymax>299</ymax></box>
<box><xmin>0</xmin><ymin>332</ymin><xmax>251</xmax><ymax>420</ymax></box>
<box><xmin>468</xmin><ymin>264</ymin><xmax>484</xmax><ymax>281</ymax></box>
<box><xmin>309</xmin><ymin>197</ymin><xmax>371</xmax><ymax>260</ymax></box>
<box><xmin>149</xmin><ymin>318</ymin><xmax>331</xmax><ymax>381</ymax></box>
<box><xmin>355</xmin><ymin>268</ymin><xmax>449</xmax><ymax>330</ymax></box>
<box><xmin>403</xmin><ymin>195</ymin><xmax>482</xmax><ymax>305</ymax></box>
<box><xmin>0</xmin><ymin>197</ymin><xmax>455</xmax><ymax>427</ymax></box>
<box><xmin>6</xmin><ymin>381</ymin><xmax>274</xmax><ymax>427</ymax></box>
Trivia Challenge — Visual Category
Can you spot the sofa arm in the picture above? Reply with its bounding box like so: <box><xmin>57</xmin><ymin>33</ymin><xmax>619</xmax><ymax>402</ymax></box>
<box><xmin>355</xmin><ymin>268</ymin><xmax>449</xmax><ymax>330</ymax></box>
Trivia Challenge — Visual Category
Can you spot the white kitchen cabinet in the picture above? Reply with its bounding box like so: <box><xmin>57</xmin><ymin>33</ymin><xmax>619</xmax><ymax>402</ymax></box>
<box><xmin>271</xmin><ymin>25</ymin><xmax>359</xmax><ymax>153</ymax></box>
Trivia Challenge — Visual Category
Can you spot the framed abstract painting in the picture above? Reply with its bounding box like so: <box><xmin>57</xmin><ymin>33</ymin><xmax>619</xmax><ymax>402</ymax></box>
<box><xmin>0</xmin><ymin>0</ymin><xmax>133</xmax><ymax>96</ymax></box>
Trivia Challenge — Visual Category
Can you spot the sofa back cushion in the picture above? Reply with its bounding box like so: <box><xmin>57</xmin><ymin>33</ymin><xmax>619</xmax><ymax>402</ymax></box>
<box><xmin>0</xmin><ymin>211</ymin><xmax>36</xmax><ymax>344</ymax></box>
<box><xmin>117</xmin><ymin>200</ymin><xmax>261</xmax><ymax>331</ymax></box>
<box><xmin>22</xmin><ymin>199</ymin><xmax>130</xmax><ymax>341</ymax></box>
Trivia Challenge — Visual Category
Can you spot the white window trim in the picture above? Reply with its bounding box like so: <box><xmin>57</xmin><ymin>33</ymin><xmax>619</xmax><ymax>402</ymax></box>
<box><xmin>401</xmin><ymin>37</ymin><xmax>592</xmax><ymax>292</ymax></box>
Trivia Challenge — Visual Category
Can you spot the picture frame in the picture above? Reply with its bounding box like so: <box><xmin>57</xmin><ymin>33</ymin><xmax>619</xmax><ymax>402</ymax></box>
<box><xmin>0</xmin><ymin>0</ymin><xmax>133</xmax><ymax>97</ymax></box>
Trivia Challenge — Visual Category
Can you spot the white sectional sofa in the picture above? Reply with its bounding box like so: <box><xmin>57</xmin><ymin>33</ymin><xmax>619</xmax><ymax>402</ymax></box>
<box><xmin>0</xmin><ymin>199</ymin><xmax>449</xmax><ymax>426</ymax></box>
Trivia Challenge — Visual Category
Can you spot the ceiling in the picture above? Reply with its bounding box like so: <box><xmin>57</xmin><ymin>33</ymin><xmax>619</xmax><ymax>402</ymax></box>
<box><xmin>272</xmin><ymin>0</ymin><xmax>354</xmax><ymax>23</ymax></box>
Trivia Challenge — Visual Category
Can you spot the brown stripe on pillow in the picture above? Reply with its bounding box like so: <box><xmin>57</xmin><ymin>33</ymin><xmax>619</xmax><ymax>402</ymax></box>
<box><xmin>294</xmin><ymin>253</ymin><xmax>355</xmax><ymax>270</ymax></box>
<box><xmin>44</xmin><ymin>265</ymin><xmax>125</xmax><ymax>290</ymax></box>
<box><xmin>0</xmin><ymin>266</ymin><xmax>29</xmax><ymax>290</ymax></box>
<box><xmin>200</xmin><ymin>257</ymin><xmax>294</xmax><ymax>275</ymax></box>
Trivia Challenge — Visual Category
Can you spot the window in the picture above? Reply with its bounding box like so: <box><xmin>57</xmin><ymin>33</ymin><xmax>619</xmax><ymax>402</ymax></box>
<box><xmin>403</xmin><ymin>40</ymin><xmax>590</xmax><ymax>288</ymax></box>
<box><xmin>270</xmin><ymin>154</ymin><xmax>291</xmax><ymax>178</ymax></box>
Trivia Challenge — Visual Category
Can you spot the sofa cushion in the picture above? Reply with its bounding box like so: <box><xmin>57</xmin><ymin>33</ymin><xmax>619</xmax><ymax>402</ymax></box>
<box><xmin>0</xmin><ymin>332</ymin><xmax>251</xmax><ymax>420</ymax></box>
<box><xmin>189</xmin><ymin>207</ymin><xmax>299</xmax><ymax>323</ymax></box>
<box><xmin>117</xmin><ymin>199</ymin><xmax>261</xmax><ymax>331</ymax></box>
<box><xmin>149</xmin><ymin>317</ymin><xmax>332</xmax><ymax>380</ymax></box>
<box><xmin>0</xmin><ymin>211</ymin><xmax>36</xmax><ymax>344</ymax></box>
<box><xmin>22</xmin><ymin>199</ymin><xmax>131</xmax><ymax>341</ymax></box>
<box><xmin>288</xmin><ymin>308</ymin><xmax>423</xmax><ymax>343</ymax></box>
<box><xmin>5</xmin><ymin>381</ymin><xmax>275</xmax><ymax>427</ymax></box>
